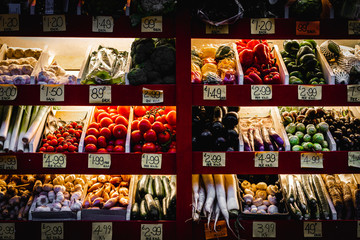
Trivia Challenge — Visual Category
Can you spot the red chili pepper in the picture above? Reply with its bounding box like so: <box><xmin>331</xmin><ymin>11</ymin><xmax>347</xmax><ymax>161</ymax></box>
<box><xmin>248</xmin><ymin>72</ymin><xmax>263</xmax><ymax>84</ymax></box>
<box><xmin>239</xmin><ymin>49</ymin><xmax>254</xmax><ymax>67</ymax></box>
<box><xmin>246</xmin><ymin>40</ymin><xmax>260</xmax><ymax>50</ymax></box>
<box><xmin>245</xmin><ymin>67</ymin><xmax>261</xmax><ymax>76</ymax></box>
<box><xmin>253</xmin><ymin>43</ymin><xmax>271</xmax><ymax>65</ymax></box>
<box><xmin>244</xmin><ymin>75</ymin><xmax>255</xmax><ymax>84</ymax></box>
<box><xmin>264</xmin><ymin>72</ymin><xmax>281</xmax><ymax>84</ymax></box>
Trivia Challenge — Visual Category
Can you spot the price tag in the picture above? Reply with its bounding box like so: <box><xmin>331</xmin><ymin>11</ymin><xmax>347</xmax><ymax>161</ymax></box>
<box><xmin>203</xmin><ymin>85</ymin><xmax>226</xmax><ymax>100</ymax></box>
<box><xmin>0</xmin><ymin>223</ymin><xmax>15</xmax><ymax>240</ymax></box>
<box><xmin>251</xmin><ymin>85</ymin><xmax>272</xmax><ymax>100</ymax></box>
<box><xmin>141</xmin><ymin>16</ymin><xmax>162</xmax><ymax>32</ymax></box>
<box><xmin>357</xmin><ymin>221</ymin><xmax>360</xmax><ymax>238</ymax></box>
<box><xmin>347</xmin><ymin>85</ymin><xmax>360</xmax><ymax>102</ymax></box>
<box><xmin>348</xmin><ymin>152</ymin><xmax>360</xmax><ymax>168</ymax></box>
<box><xmin>92</xmin><ymin>16</ymin><xmax>114</xmax><ymax>33</ymax></box>
<box><xmin>92</xmin><ymin>222</ymin><xmax>112</xmax><ymax>240</ymax></box>
<box><xmin>0</xmin><ymin>85</ymin><xmax>17</xmax><ymax>101</ymax></box>
<box><xmin>301</xmin><ymin>153</ymin><xmax>323</xmax><ymax>169</ymax></box>
<box><xmin>142</xmin><ymin>88</ymin><xmax>164</xmax><ymax>104</ymax></box>
<box><xmin>41</xmin><ymin>223</ymin><xmax>63</xmax><ymax>240</ymax></box>
<box><xmin>252</xmin><ymin>221</ymin><xmax>276</xmax><ymax>238</ymax></box>
<box><xmin>348</xmin><ymin>20</ymin><xmax>360</xmax><ymax>35</ymax></box>
<box><xmin>204</xmin><ymin>220</ymin><xmax>227</xmax><ymax>240</ymax></box>
<box><xmin>43</xmin><ymin>154</ymin><xmax>66</xmax><ymax>168</ymax></box>
<box><xmin>304</xmin><ymin>221</ymin><xmax>322</xmax><ymax>237</ymax></box>
<box><xmin>89</xmin><ymin>86</ymin><xmax>111</xmax><ymax>103</ymax></box>
<box><xmin>45</xmin><ymin>0</ymin><xmax>54</xmax><ymax>14</ymax></box>
<box><xmin>40</xmin><ymin>85</ymin><xmax>64</xmax><ymax>102</ymax></box>
<box><xmin>0</xmin><ymin>155</ymin><xmax>17</xmax><ymax>170</ymax></box>
<box><xmin>298</xmin><ymin>85</ymin><xmax>322</xmax><ymax>100</ymax></box>
<box><xmin>141</xmin><ymin>154</ymin><xmax>162</xmax><ymax>169</ymax></box>
<box><xmin>251</xmin><ymin>18</ymin><xmax>275</xmax><ymax>34</ymax></box>
<box><xmin>296</xmin><ymin>21</ymin><xmax>320</xmax><ymax>35</ymax></box>
<box><xmin>141</xmin><ymin>224</ymin><xmax>163</xmax><ymax>240</ymax></box>
<box><xmin>203</xmin><ymin>152</ymin><xmax>226</xmax><ymax>167</ymax></box>
<box><xmin>0</xmin><ymin>14</ymin><xmax>19</xmax><ymax>31</ymax></box>
<box><xmin>254</xmin><ymin>152</ymin><xmax>278</xmax><ymax>168</ymax></box>
<box><xmin>43</xmin><ymin>15</ymin><xmax>66</xmax><ymax>32</ymax></box>
<box><xmin>88</xmin><ymin>154</ymin><xmax>111</xmax><ymax>169</ymax></box>
<box><xmin>205</xmin><ymin>24</ymin><xmax>229</xmax><ymax>34</ymax></box>
<box><xmin>8</xmin><ymin>4</ymin><xmax>21</xmax><ymax>14</ymax></box>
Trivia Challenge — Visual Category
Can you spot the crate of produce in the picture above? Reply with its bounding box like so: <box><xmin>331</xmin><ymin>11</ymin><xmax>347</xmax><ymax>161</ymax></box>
<box><xmin>239</xmin><ymin>174</ymin><xmax>289</xmax><ymax>220</ymax></box>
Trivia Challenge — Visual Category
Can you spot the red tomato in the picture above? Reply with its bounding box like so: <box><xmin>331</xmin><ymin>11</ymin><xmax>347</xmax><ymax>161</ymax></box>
<box><xmin>47</xmin><ymin>134</ymin><xmax>54</xmax><ymax>140</ymax></box>
<box><xmin>164</xmin><ymin>106</ymin><xmax>176</xmax><ymax>114</ymax></box>
<box><xmin>164</xmin><ymin>124</ymin><xmax>173</xmax><ymax>132</ymax></box>
<box><xmin>86</xmin><ymin>128</ymin><xmax>100</xmax><ymax>138</ymax></box>
<box><xmin>158</xmin><ymin>131</ymin><xmax>171</xmax><ymax>144</ymax></box>
<box><xmin>56</xmin><ymin>145</ymin><xmax>63</xmax><ymax>152</ymax></box>
<box><xmin>117</xmin><ymin>106</ymin><xmax>130</xmax><ymax>119</ymax></box>
<box><xmin>131</xmin><ymin>120</ymin><xmax>139</xmax><ymax>130</ymax></box>
<box><xmin>144</xmin><ymin>129</ymin><xmax>157</xmax><ymax>142</ymax></box>
<box><xmin>115</xmin><ymin>116</ymin><xmax>128</xmax><ymax>127</ymax></box>
<box><xmin>85</xmin><ymin>135</ymin><xmax>97</xmax><ymax>145</ymax></box>
<box><xmin>42</xmin><ymin>143</ymin><xmax>50</xmax><ymax>148</ymax></box>
<box><xmin>88</xmin><ymin>122</ymin><xmax>100</xmax><ymax>130</ymax></box>
<box><xmin>168</xmin><ymin>148</ymin><xmax>176</xmax><ymax>153</ymax></box>
<box><xmin>39</xmin><ymin>147</ymin><xmax>46</xmax><ymax>152</ymax></box>
<box><xmin>97</xmin><ymin>136</ymin><xmax>107</xmax><ymax>148</ymax></box>
<box><xmin>108</xmin><ymin>108</ymin><xmax>117</xmax><ymax>114</ymax></box>
<box><xmin>113</xmin><ymin>124</ymin><xmax>127</xmax><ymax>139</ymax></box>
<box><xmin>100</xmin><ymin>117</ymin><xmax>113</xmax><ymax>128</ymax></box>
<box><xmin>165</xmin><ymin>110</ymin><xmax>176</xmax><ymax>126</ymax></box>
<box><xmin>85</xmin><ymin>144</ymin><xmax>97</xmax><ymax>152</ymax></box>
<box><xmin>62</xmin><ymin>144</ymin><xmax>68</xmax><ymax>150</ymax></box>
<box><xmin>142</xmin><ymin>142</ymin><xmax>156</xmax><ymax>153</ymax></box>
<box><xmin>94</xmin><ymin>109</ymin><xmax>104</xmax><ymax>121</ymax></box>
<box><xmin>147</xmin><ymin>115</ymin><xmax>155</xmax><ymax>124</ymax></box>
<box><xmin>100</xmin><ymin>127</ymin><xmax>112</xmax><ymax>140</ymax></box>
<box><xmin>155</xmin><ymin>115</ymin><xmax>166</xmax><ymax>124</ymax></box>
<box><xmin>113</xmin><ymin>145</ymin><xmax>125</xmax><ymax>152</ymax></box>
<box><xmin>132</xmin><ymin>144</ymin><xmax>142</xmax><ymax>152</ymax></box>
<box><xmin>97</xmin><ymin>148</ymin><xmax>108</xmax><ymax>153</ymax></box>
<box><xmin>110</xmin><ymin>114</ymin><xmax>119</xmax><ymax>122</ymax></box>
<box><xmin>151</xmin><ymin>121</ymin><xmax>164</xmax><ymax>133</ymax></box>
<box><xmin>71</xmin><ymin>122</ymin><xmax>77</xmax><ymax>128</ymax></box>
<box><xmin>138</xmin><ymin>119</ymin><xmax>151</xmax><ymax>133</ymax></box>
<box><xmin>115</xmin><ymin>138</ymin><xmax>125</xmax><ymax>147</ymax></box>
<box><xmin>134</xmin><ymin>106</ymin><xmax>147</xmax><ymax>117</ymax></box>
<box><xmin>50</xmin><ymin>139</ymin><xmax>58</xmax><ymax>146</ymax></box>
<box><xmin>68</xmin><ymin>128</ymin><xmax>75</xmax><ymax>134</ymax></box>
<box><xmin>96</xmin><ymin>106</ymin><xmax>108</xmax><ymax>110</ymax></box>
<box><xmin>97</xmin><ymin>112</ymin><xmax>111</xmax><ymax>122</ymax></box>
<box><xmin>131</xmin><ymin>130</ymin><xmax>143</xmax><ymax>143</ymax></box>
<box><xmin>68</xmin><ymin>145</ymin><xmax>77</xmax><ymax>152</ymax></box>
<box><xmin>46</xmin><ymin>146</ymin><xmax>55</xmax><ymax>152</ymax></box>
<box><xmin>108</xmin><ymin>123</ymin><xmax>116</xmax><ymax>133</ymax></box>
<box><xmin>106</xmin><ymin>145</ymin><xmax>114</xmax><ymax>152</ymax></box>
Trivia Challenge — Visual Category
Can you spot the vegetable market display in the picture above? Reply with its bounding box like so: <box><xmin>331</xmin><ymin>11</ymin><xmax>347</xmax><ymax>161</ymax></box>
<box><xmin>35</xmin><ymin>61</ymin><xmax>77</xmax><ymax>85</ymax></box>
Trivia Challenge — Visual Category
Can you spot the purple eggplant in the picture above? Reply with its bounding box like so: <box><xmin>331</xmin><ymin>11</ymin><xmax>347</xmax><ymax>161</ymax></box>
<box><xmin>261</xmin><ymin>127</ymin><xmax>274</xmax><ymax>151</ymax></box>
<box><xmin>253</xmin><ymin>128</ymin><xmax>265</xmax><ymax>151</ymax></box>
<box><xmin>242</xmin><ymin>133</ymin><xmax>251</xmax><ymax>151</ymax></box>
<box><xmin>248</xmin><ymin>128</ymin><xmax>255</xmax><ymax>151</ymax></box>
<box><xmin>268</xmin><ymin>127</ymin><xmax>285</xmax><ymax>146</ymax></box>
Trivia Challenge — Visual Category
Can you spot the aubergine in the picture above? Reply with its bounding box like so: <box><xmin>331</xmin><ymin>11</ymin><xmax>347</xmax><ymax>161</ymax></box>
<box><xmin>242</xmin><ymin>132</ymin><xmax>251</xmax><ymax>151</ymax></box>
<box><xmin>261</xmin><ymin>127</ymin><xmax>274</xmax><ymax>151</ymax></box>
<box><xmin>198</xmin><ymin>129</ymin><xmax>213</xmax><ymax>150</ymax></box>
<box><xmin>214</xmin><ymin>137</ymin><xmax>227</xmax><ymax>151</ymax></box>
<box><xmin>211</xmin><ymin>106</ymin><xmax>225</xmax><ymax>136</ymax></box>
<box><xmin>226</xmin><ymin>128</ymin><xmax>239</xmax><ymax>149</ymax></box>
<box><xmin>248</xmin><ymin>128</ymin><xmax>255</xmax><ymax>151</ymax></box>
<box><xmin>253</xmin><ymin>127</ymin><xmax>265</xmax><ymax>151</ymax></box>
<box><xmin>268</xmin><ymin>127</ymin><xmax>285</xmax><ymax>146</ymax></box>
<box><xmin>222</xmin><ymin>111</ymin><xmax>239</xmax><ymax>129</ymax></box>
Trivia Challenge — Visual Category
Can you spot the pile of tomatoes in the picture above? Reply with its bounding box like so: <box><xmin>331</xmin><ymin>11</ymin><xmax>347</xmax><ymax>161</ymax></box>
<box><xmin>131</xmin><ymin>106</ymin><xmax>176</xmax><ymax>153</ymax></box>
<box><xmin>39</xmin><ymin>122</ymin><xmax>83</xmax><ymax>152</ymax></box>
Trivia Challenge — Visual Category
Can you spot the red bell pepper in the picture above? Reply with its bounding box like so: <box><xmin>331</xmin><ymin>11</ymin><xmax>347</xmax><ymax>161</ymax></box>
<box><xmin>239</xmin><ymin>49</ymin><xmax>254</xmax><ymax>67</ymax></box>
<box><xmin>244</xmin><ymin>75</ymin><xmax>255</xmax><ymax>84</ymax></box>
<box><xmin>245</xmin><ymin>67</ymin><xmax>261</xmax><ymax>76</ymax></box>
<box><xmin>246</xmin><ymin>40</ymin><xmax>260</xmax><ymax>50</ymax></box>
<box><xmin>253</xmin><ymin>43</ymin><xmax>270</xmax><ymax>65</ymax></box>
<box><xmin>236</xmin><ymin>46</ymin><xmax>246</xmax><ymax>54</ymax></box>
<box><xmin>263</xmin><ymin>72</ymin><xmax>281</xmax><ymax>84</ymax></box>
<box><xmin>248</xmin><ymin>72</ymin><xmax>263</xmax><ymax>84</ymax></box>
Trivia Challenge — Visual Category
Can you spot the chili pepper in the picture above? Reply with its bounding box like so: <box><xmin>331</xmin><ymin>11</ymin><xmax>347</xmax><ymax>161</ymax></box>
<box><xmin>244</xmin><ymin>75</ymin><xmax>255</xmax><ymax>84</ymax></box>
<box><xmin>236</xmin><ymin>39</ymin><xmax>248</xmax><ymax>47</ymax></box>
<box><xmin>253</xmin><ymin>43</ymin><xmax>270</xmax><ymax>65</ymax></box>
<box><xmin>246</xmin><ymin>40</ymin><xmax>260</xmax><ymax>50</ymax></box>
<box><xmin>264</xmin><ymin>72</ymin><xmax>281</xmax><ymax>84</ymax></box>
<box><xmin>239</xmin><ymin>49</ymin><xmax>254</xmax><ymax>67</ymax></box>
<box><xmin>245</xmin><ymin>67</ymin><xmax>261</xmax><ymax>76</ymax></box>
<box><xmin>191</xmin><ymin>71</ymin><xmax>202</xmax><ymax>84</ymax></box>
<box><xmin>248</xmin><ymin>72</ymin><xmax>263</xmax><ymax>84</ymax></box>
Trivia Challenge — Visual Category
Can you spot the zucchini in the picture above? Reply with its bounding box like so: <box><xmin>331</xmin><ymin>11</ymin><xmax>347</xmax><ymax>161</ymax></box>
<box><xmin>162</xmin><ymin>176</ymin><xmax>171</xmax><ymax>197</ymax></box>
<box><xmin>312</xmin><ymin>203</ymin><xmax>320</xmax><ymax>220</ymax></box>
<box><xmin>147</xmin><ymin>176</ymin><xmax>154</xmax><ymax>196</ymax></box>
<box><xmin>287</xmin><ymin>175</ymin><xmax>296</xmax><ymax>203</ymax></box>
<box><xmin>289</xmin><ymin>202</ymin><xmax>303</xmax><ymax>220</ymax></box>
<box><xmin>301</xmin><ymin>175</ymin><xmax>317</xmax><ymax>207</ymax></box>
<box><xmin>294</xmin><ymin>177</ymin><xmax>308</xmax><ymax>214</ymax></box>
<box><xmin>135</xmin><ymin>179</ymin><xmax>141</xmax><ymax>203</ymax></box>
<box><xmin>154</xmin><ymin>197</ymin><xmax>163</xmax><ymax>220</ymax></box>
<box><xmin>138</xmin><ymin>175</ymin><xmax>150</xmax><ymax>198</ymax></box>
<box><xmin>312</xmin><ymin>175</ymin><xmax>330</xmax><ymax>220</ymax></box>
<box><xmin>131</xmin><ymin>202</ymin><xmax>140</xmax><ymax>220</ymax></box>
<box><xmin>140</xmin><ymin>199</ymin><xmax>148</xmax><ymax>220</ymax></box>
<box><xmin>153</xmin><ymin>176</ymin><xmax>165</xmax><ymax>199</ymax></box>
<box><xmin>145</xmin><ymin>193</ymin><xmax>159</xmax><ymax>220</ymax></box>
<box><xmin>162</xmin><ymin>197</ymin><xmax>168</xmax><ymax>220</ymax></box>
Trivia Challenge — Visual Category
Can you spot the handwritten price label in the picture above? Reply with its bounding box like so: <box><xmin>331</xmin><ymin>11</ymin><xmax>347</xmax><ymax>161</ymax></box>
<box><xmin>0</xmin><ymin>155</ymin><xmax>17</xmax><ymax>170</ymax></box>
<box><xmin>203</xmin><ymin>152</ymin><xmax>226</xmax><ymax>167</ymax></box>
<box><xmin>204</xmin><ymin>220</ymin><xmax>227</xmax><ymax>240</ymax></box>
<box><xmin>43</xmin><ymin>154</ymin><xmax>66</xmax><ymax>168</ymax></box>
<box><xmin>92</xmin><ymin>16</ymin><xmax>114</xmax><ymax>33</ymax></box>
<box><xmin>348</xmin><ymin>152</ymin><xmax>360</xmax><ymax>168</ymax></box>
<box><xmin>251</xmin><ymin>85</ymin><xmax>272</xmax><ymax>100</ymax></box>
<box><xmin>347</xmin><ymin>85</ymin><xmax>360</xmax><ymax>102</ymax></box>
<box><xmin>251</xmin><ymin>18</ymin><xmax>275</xmax><ymax>34</ymax></box>
<box><xmin>141</xmin><ymin>224</ymin><xmax>163</xmax><ymax>240</ymax></box>
<box><xmin>205</xmin><ymin>24</ymin><xmax>229</xmax><ymax>34</ymax></box>
<box><xmin>301</xmin><ymin>153</ymin><xmax>323</xmax><ymax>169</ymax></box>
<box><xmin>89</xmin><ymin>86</ymin><xmax>111</xmax><ymax>103</ymax></box>
<box><xmin>0</xmin><ymin>14</ymin><xmax>19</xmax><ymax>31</ymax></box>
<box><xmin>298</xmin><ymin>85</ymin><xmax>322</xmax><ymax>100</ymax></box>
<box><xmin>88</xmin><ymin>154</ymin><xmax>111</xmax><ymax>169</ymax></box>
<box><xmin>304</xmin><ymin>222</ymin><xmax>322</xmax><ymax>237</ymax></box>
<box><xmin>141</xmin><ymin>16</ymin><xmax>162</xmax><ymax>32</ymax></box>
<box><xmin>92</xmin><ymin>222</ymin><xmax>112</xmax><ymax>240</ymax></box>
<box><xmin>40</xmin><ymin>85</ymin><xmax>64</xmax><ymax>102</ymax></box>
<box><xmin>142</xmin><ymin>88</ymin><xmax>164</xmax><ymax>104</ymax></box>
<box><xmin>0</xmin><ymin>223</ymin><xmax>15</xmax><ymax>240</ymax></box>
<box><xmin>348</xmin><ymin>20</ymin><xmax>360</xmax><ymax>35</ymax></box>
<box><xmin>253</xmin><ymin>222</ymin><xmax>276</xmax><ymax>238</ymax></box>
<box><xmin>0</xmin><ymin>85</ymin><xmax>17</xmax><ymax>101</ymax></box>
<box><xmin>296</xmin><ymin>21</ymin><xmax>320</xmax><ymax>35</ymax></box>
<box><xmin>43</xmin><ymin>15</ymin><xmax>66</xmax><ymax>32</ymax></box>
<box><xmin>254</xmin><ymin>152</ymin><xmax>278</xmax><ymax>168</ymax></box>
<box><xmin>41</xmin><ymin>222</ymin><xmax>63</xmax><ymax>240</ymax></box>
<box><xmin>141</xmin><ymin>154</ymin><xmax>162</xmax><ymax>169</ymax></box>
<box><xmin>203</xmin><ymin>85</ymin><xmax>226</xmax><ymax>100</ymax></box>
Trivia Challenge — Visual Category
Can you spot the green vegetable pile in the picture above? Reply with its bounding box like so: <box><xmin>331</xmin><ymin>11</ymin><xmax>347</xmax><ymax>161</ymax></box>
<box><xmin>290</xmin><ymin>0</ymin><xmax>322</xmax><ymax>19</ymax></box>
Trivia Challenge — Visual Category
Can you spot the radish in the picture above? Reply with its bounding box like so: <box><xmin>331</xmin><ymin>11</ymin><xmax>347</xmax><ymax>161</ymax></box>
<box><xmin>213</xmin><ymin>201</ymin><xmax>221</xmax><ymax>232</ymax></box>
<box><xmin>192</xmin><ymin>174</ymin><xmax>200</xmax><ymax>211</ymax></box>
<box><xmin>202</xmin><ymin>174</ymin><xmax>216</xmax><ymax>217</ymax></box>
<box><xmin>225</xmin><ymin>174</ymin><xmax>240</xmax><ymax>216</ymax></box>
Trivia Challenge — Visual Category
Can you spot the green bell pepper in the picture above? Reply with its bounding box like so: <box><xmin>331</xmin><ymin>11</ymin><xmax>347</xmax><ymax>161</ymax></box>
<box><xmin>289</xmin><ymin>76</ymin><xmax>304</xmax><ymax>84</ymax></box>
<box><xmin>296</xmin><ymin>46</ymin><xmax>314</xmax><ymax>60</ymax></box>
<box><xmin>299</xmin><ymin>41</ymin><xmax>314</xmax><ymax>49</ymax></box>
<box><xmin>283</xmin><ymin>57</ymin><xmax>294</xmax><ymax>66</ymax></box>
<box><xmin>290</xmin><ymin>71</ymin><xmax>303</xmax><ymax>79</ymax></box>
<box><xmin>287</xmin><ymin>62</ymin><xmax>303</xmax><ymax>72</ymax></box>
<box><xmin>304</xmin><ymin>40</ymin><xmax>317</xmax><ymax>49</ymax></box>
<box><xmin>309</xmin><ymin>77</ymin><xmax>319</xmax><ymax>84</ymax></box>
<box><xmin>283</xmin><ymin>40</ymin><xmax>300</xmax><ymax>54</ymax></box>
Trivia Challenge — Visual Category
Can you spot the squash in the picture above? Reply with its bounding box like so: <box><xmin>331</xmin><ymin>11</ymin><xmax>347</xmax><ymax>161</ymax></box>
<box><xmin>215</xmin><ymin>45</ymin><xmax>235</xmax><ymax>62</ymax></box>
<box><xmin>202</xmin><ymin>72</ymin><xmax>221</xmax><ymax>84</ymax></box>
<box><xmin>191</xmin><ymin>55</ymin><xmax>203</xmax><ymax>68</ymax></box>
<box><xmin>199</xmin><ymin>45</ymin><xmax>217</xmax><ymax>59</ymax></box>
<box><xmin>201</xmin><ymin>63</ymin><xmax>217</xmax><ymax>76</ymax></box>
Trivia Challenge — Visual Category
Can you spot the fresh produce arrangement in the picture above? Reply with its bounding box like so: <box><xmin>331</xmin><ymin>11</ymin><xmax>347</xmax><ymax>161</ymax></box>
<box><xmin>0</xmin><ymin>57</ymin><xmax>37</xmax><ymax>84</ymax></box>
<box><xmin>131</xmin><ymin>175</ymin><xmax>176</xmax><ymax>220</ymax></box>
<box><xmin>35</xmin><ymin>61</ymin><xmax>77</xmax><ymax>85</ymax></box>
<box><xmin>128</xmin><ymin>38</ymin><xmax>176</xmax><ymax>85</ymax></box>
<box><xmin>289</xmin><ymin>0</ymin><xmax>322</xmax><ymax>19</ymax></box>
<box><xmin>191</xmin><ymin>44</ymin><xmax>238</xmax><ymax>84</ymax></box>
<box><xmin>131</xmin><ymin>106</ymin><xmax>176</xmax><ymax>153</ymax></box>
<box><xmin>281</xmin><ymin>39</ymin><xmax>326</xmax><ymax>84</ymax></box>
<box><xmin>236</xmin><ymin>39</ymin><xmax>282</xmax><ymax>84</ymax></box>
<box><xmin>192</xmin><ymin>106</ymin><xmax>240</xmax><ymax>151</ymax></box>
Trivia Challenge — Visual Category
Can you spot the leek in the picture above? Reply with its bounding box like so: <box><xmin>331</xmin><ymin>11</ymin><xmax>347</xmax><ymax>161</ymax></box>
<box><xmin>29</xmin><ymin>106</ymin><xmax>40</xmax><ymax>126</ymax></box>
<box><xmin>0</xmin><ymin>140</ymin><xmax>3</xmax><ymax>150</ymax></box>
<box><xmin>9</xmin><ymin>106</ymin><xmax>24</xmax><ymax>152</ymax></box>
<box><xmin>3</xmin><ymin>107</ymin><xmax>17</xmax><ymax>152</ymax></box>
<box><xmin>17</xmin><ymin>106</ymin><xmax>33</xmax><ymax>152</ymax></box>
<box><xmin>23</xmin><ymin>106</ymin><xmax>49</xmax><ymax>144</ymax></box>
<box><xmin>0</xmin><ymin>105</ymin><xmax>13</xmax><ymax>141</ymax></box>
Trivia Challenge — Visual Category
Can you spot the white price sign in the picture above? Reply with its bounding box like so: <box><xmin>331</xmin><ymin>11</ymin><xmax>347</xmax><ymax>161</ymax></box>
<box><xmin>347</xmin><ymin>85</ymin><xmax>360</xmax><ymax>102</ymax></box>
<box><xmin>348</xmin><ymin>152</ymin><xmax>360</xmax><ymax>168</ymax></box>
<box><xmin>141</xmin><ymin>154</ymin><xmax>162</xmax><ymax>169</ymax></box>
<box><xmin>202</xmin><ymin>152</ymin><xmax>225</xmax><ymax>167</ymax></box>
<box><xmin>89</xmin><ymin>86</ymin><xmax>111</xmax><ymax>103</ymax></box>
<box><xmin>252</xmin><ymin>221</ymin><xmax>276</xmax><ymax>238</ymax></box>
<box><xmin>0</xmin><ymin>85</ymin><xmax>17</xmax><ymax>101</ymax></box>
<box><xmin>43</xmin><ymin>154</ymin><xmax>66</xmax><ymax>168</ymax></box>
<box><xmin>203</xmin><ymin>85</ymin><xmax>226</xmax><ymax>100</ymax></box>
<box><xmin>142</xmin><ymin>88</ymin><xmax>163</xmax><ymax>104</ymax></box>
<box><xmin>8</xmin><ymin>4</ymin><xmax>21</xmax><ymax>14</ymax></box>
<box><xmin>348</xmin><ymin>20</ymin><xmax>360</xmax><ymax>35</ymax></box>
<box><xmin>40</xmin><ymin>85</ymin><xmax>64</xmax><ymax>102</ymax></box>
<box><xmin>41</xmin><ymin>222</ymin><xmax>63</xmax><ymax>240</ymax></box>
<box><xmin>141</xmin><ymin>224</ymin><xmax>163</xmax><ymax>240</ymax></box>
<box><xmin>88</xmin><ymin>154</ymin><xmax>111</xmax><ymax>169</ymax></box>
<box><xmin>43</xmin><ymin>15</ymin><xmax>66</xmax><ymax>32</ymax></box>
<box><xmin>0</xmin><ymin>14</ymin><xmax>19</xmax><ymax>31</ymax></box>
<box><xmin>251</xmin><ymin>85</ymin><xmax>272</xmax><ymax>100</ymax></box>
<box><xmin>141</xmin><ymin>16</ymin><xmax>162</xmax><ymax>32</ymax></box>
<box><xmin>205</xmin><ymin>24</ymin><xmax>229</xmax><ymax>34</ymax></box>
<box><xmin>0</xmin><ymin>156</ymin><xmax>17</xmax><ymax>170</ymax></box>
<box><xmin>254</xmin><ymin>152</ymin><xmax>278</xmax><ymax>168</ymax></box>
<box><xmin>92</xmin><ymin>222</ymin><xmax>112</xmax><ymax>240</ymax></box>
<box><xmin>92</xmin><ymin>16</ymin><xmax>114</xmax><ymax>33</ymax></box>
<box><xmin>0</xmin><ymin>223</ymin><xmax>15</xmax><ymax>240</ymax></box>
<box><xmin>304</xmin><ymin>221</ymin><xmax>322</xmax><ymax>237</ymax></box>
<box><xmin>251</xmin><ymin>18</ymin><xmax>275</xmax><ymax>34</ymax></box>
<box><xmin>301</xmin><ymin>153</ymin><xmax>323</xmax><ymax>169</ymax></box>
<box><xmin>298</xmin><ymin>85</ymin><xmax>322</xmax><ymax>100</ymax></box>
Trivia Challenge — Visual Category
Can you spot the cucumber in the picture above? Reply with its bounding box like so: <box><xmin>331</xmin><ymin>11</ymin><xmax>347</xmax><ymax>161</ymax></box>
<box><xmin>147</xmin><ymin>176</ymin><xmax>154</xmax><ymax>196</ymax></box>
<box><xmin>154</xmin><ymin>197</ymin><xmax>163</xmax><ymax>220</ymax></box>
<box><xmin>145</xmin><ymin>193</ymin><xmax>159</xmax><ymax>220</ymax></box>
<box><xmin>138</xmin><ymin>175</ymin><xmax>150</xmax><ymax>198</ymax></box>
<box><xmin>140</xmin><ymin>199</ymin><xmax>148</xmax><ymax>220</ymax></box>
<box><xmin>301</xmin><ymin>175</ymin><xmax>317</xmax><ymax>207</ymax></box>
<box><xmin>153</xmin><ymin>176</ymin><xmax>165</xmax><ymax>199</ymax></box>
<box><xmin>312</xmin><ymin>175</ymin><xmax>330</xmax><ymax>220</ymax></box>
<box><xmin>162</xmin><ymin>176</ymin><xmax>171</xmax><ymax>197</ymax></box>
<box><xmin>131</xmin><ymin>202</ymin><xmax>140</xmax><ymax>220</ymax></box>
<box><xmin>162</xmin><ymin>197</ymin><xmax>168</xmax><ymax>220</ymax></box>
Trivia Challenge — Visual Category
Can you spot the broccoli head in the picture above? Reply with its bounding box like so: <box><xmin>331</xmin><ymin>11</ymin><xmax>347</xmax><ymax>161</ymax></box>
<box><xmin>131</xmin><ymin>38</ymin><xmax>154</xmax><ymax>55</ymax></box>
<box><xmin>127</xmin><ymin>68</ymin><xmax>148</xmax><ymax>85</ymax></box>
<box><xmin>147</xmin><ymin>71</ymin><xmax>162</xmax><ymax>83</ymax></box>
<box><xmin>162</xmin><ymin>75</ymin><xmax>176</xmax><ymax>84</ymax></box>
<box><xmin>150</xmin><ymin>45</ymin><xmax>176</xmax><ymax>75</ymax></box>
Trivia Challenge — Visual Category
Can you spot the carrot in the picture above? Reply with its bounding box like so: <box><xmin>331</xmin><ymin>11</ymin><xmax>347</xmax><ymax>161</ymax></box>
<box><xmin>224</xmin><ymin>174</ymin><xmax>240</xmax><ymax>217</ymax></box>
<box><xmin>202</xmin><ymin>174</ymin><xmax>216</xmax><ymax>216</ymax></box>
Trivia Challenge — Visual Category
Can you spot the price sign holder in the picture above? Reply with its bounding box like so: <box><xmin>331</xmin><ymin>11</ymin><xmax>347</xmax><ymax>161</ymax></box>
<box><xmin>92</xmin><ymin>222</ymin><xmax>112</xmax><ymax>240</ymax></box>
<box><xmin>41</xmin><ymin>222</ymin><xmax>64</xmax><ymax>240</ymax></box>
<box><xmin>347</xmin><ymin>85</ymin><xmax>360</xmax><ymax>102</ymax></box>
<box><xmin>205</xmin><ymin>24</ymin><xmax>229</xmax><ymax>34</ymax></box>
<box><xmin>0</xmin><ymin>155</ymin><xmax>17</xmax><ymax>170</ymax></box>
<box><xmin>204</xmin><ymin>220</ymin><xmax>227</xmax><ymax>239</ymax></box>
<box><xmin>0</xmin><ymin>84</ymin><xmax>17</xmax><ymax>101</ymax></box>
<box><xmin>298</xmin><ymin>85</ymin><xmax>322</xmax><ymax>100</ymax></box>
<box><xmin>0</xmin><ymin>14</ymin><xmax>19</xmax><ymax>31</ymax></box>
<box><xmin>142</xmin><ymin>88</ymin><xmax>164</xmax><ymax>104</ymax></box>
<box><xmin>89</xmin><ymin>86</ymin><xmax>111</xmax><ymax>103</ymax></box>
<box><xmin>254</xmin><ymin>152</ymin><xmax>278</xmax><ymax>168</ymax></box>
<box><xmin>141</xmin><ymin>224</ymin><xmax>163</xmax><ymax>240</ymax></box>
<box><xmin>348</xmin><ymin>152</ymin><xmax>360</xmax><ymax>168</ymax></box>
<box><xmin>252</xmin><ymin>221</ymin><xmax>276</xmax><ymax>238</ymax></box>
<box><xmin>0</xmin><ymin>223</ymin><xmax>15</xmax><ymax>239</ymax></box>
<box><xmin>141</xmin><ymin>154</ymin><xmax>162</xmax><ymax>169</ymax></box>
<box><xmin>251</xmin><ymin>18</ymin><xmax>275</xmax><ymax>34</ymax></box>
<box><xmin>43</xmin><ymin>154</ymin><xmax>67</xmax><ymax>168</ymax></box>
<box><xmin>40</xmin><ymin>84</ymin><xmax>65</xmax><ymax>102</ymax></box>
<box><xmin>88</xmin><ymin>154</ymin><xmax>111</xmax><ymax>169</ymax></box>
<box><xmin>203</xmin><ymin>152</ymin><xmax>226</xmax><ymax>167</ymax></box>
<box><xmin>301</xmin><ymin>153</ymin><xmax>323</xmax><ymax>169</ymax></box>
<box><xmin>43</xmin><ymin>15</ymin><xmax>66</xmax><ymax>32</ymax></box>
<box><xmin>251</xmin><ymin>85</ymin><xmax>272</xmax><ymax>100</ymax></box>
<box><xmin>203</xmin><ymin>85</ymin><xmax>226</xmax><ymax>100</ymax></box>
<box><xmin>92</xmin><ymin>16</ymin><xmax>114</xmax><ymax>33</ymax></box>
<box><xmin>348</xmin><ymin>20</ymin><xmax>360</xmax><ymax>35</ymax></box>
<box><xmin>141</xmin><ymin>16</ymin><xmax>162</xmax><ymax>32</ymax></box>
<box><xmin>296</xmin><ymin>21</ymin><xmax>320</xmax><ymax>35</ymax></box>
<box><xmin>304</xmin><ymin>221</ymin><xmax>322</xmax><ymax>237</ymax></box>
